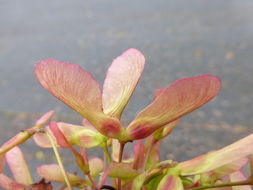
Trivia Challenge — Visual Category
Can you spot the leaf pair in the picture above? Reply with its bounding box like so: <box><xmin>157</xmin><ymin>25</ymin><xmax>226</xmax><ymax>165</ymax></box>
<box><xmin>35</xmin><ymin>49</ymin><xmax>221</xmax><ymax>141</ymax></box>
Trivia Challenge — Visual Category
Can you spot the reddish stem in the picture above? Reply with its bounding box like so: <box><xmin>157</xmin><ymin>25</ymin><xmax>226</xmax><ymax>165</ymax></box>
<box><xmin>117</xmin><ymin>142</ymin><xmax>126</xmax><ymax>190</ymax></box>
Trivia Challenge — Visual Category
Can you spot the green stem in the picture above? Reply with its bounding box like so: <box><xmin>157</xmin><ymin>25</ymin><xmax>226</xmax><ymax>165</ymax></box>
<box><xmin>117</xmin><ymin>142</ymin><xmax>126</xmax><ymax>190</ymax></box>
<box><xmin>45</xmin><ymin>131</ymin><xmax>72</xmax><ymax>190</ymax></box>
<box><xmin>188</xmin><ymin>179</ymin><xmax>252</xmax><ymax>190</ymax></box>
<box><xmin>144</xmin><ymin>137</ymin><xmax>156</xmax><ymax>171</ymax></box>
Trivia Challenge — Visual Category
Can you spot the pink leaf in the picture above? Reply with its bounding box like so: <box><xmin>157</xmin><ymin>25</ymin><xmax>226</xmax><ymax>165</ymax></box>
<box><xmin>35</xmin><ymin>59</ymin><xmax>123</xmax><ymax>138</ymax></box>
<box><xmin>102</xmin><ymin>48</ymin><xmax>145</xmax><ymax>118</ymax></box>
<box><xmin>49</xmin><ymin>121</ymin><xmax>71</xmax><ymax>148</ymax></box>
<box><xmin>88</xmin><ymin>157</ymin><xmax>104</xmax><ymax>177</ymax></box>
<box><xmin>0</xmin><ymin>174</ymin><xmax>25</xmax><ymax>190</ymax></box>
<box><xmin>37</xmin><ymin>164</ymin><xmax>84</xmax><ymax>185</ymax></box>
<box><xmin>35</xmin><ymin>59</ymin><xmax>102</xmax><ymax>118</ymax></box>
<box><xmin>35</xmin><ymin>59</ymin><xmax>126</xmax><ymax>139</ymax></box>
<box><xmin>230</xmin><ymin>171</ymin><xmax>251</xmax><ymax>190</ymax></box>
<box><xmin>33</xmin><ymin>126</ymin><xmax>57</xmax><ymax>148</ymax></box>
<box><xmin>126</xmin><ymin>74</ymin><xmax>221</xmax><ymax>140</ymax></box>
<box><xmin>178</xmin><ymin>134</ymin><xmax>253</xmax><ymax>175</ymax></box>
<box><xmin>35</xmin><ymin>110</ymin><xmax>55</xmax><ymax>126</ymax></box>
<box><xmin>6</xmin><ymin>146</ymin><xmax>32</xmax><ymax>185</ymax></box>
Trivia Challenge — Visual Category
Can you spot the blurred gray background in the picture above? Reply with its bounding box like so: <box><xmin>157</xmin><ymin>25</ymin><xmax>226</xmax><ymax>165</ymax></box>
<box><xmin>1</xmin><ymin>0</ymin><xmax>253</xmax><ymax>179</ymax></box>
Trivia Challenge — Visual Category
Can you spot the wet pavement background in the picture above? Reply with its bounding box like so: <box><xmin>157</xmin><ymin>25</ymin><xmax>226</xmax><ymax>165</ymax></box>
<box><xmin>1</xmin><ymin>0</ymin><xmax>253</xmax><ymax>181</ymax></box>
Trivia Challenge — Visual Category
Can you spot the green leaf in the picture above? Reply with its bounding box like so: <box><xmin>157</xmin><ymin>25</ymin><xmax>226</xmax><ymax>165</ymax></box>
<box><xmin>131</xmin><ymin>172</ymin><xmax>147</xmax><ymax>190</ymax></box>
<box><xmin>108</xmin><ymin>162</ymin><xmax>139</xmax><ymax>180</ymax></box>
<box><xmin>146</xmin><ymin>174</ymin><xmax>164</xmax><ymax>190</ymax></box>
<box><xmin>157</xmin><ymin>174</ymin><xmax>184</xmax><ymax>190</ymax></box>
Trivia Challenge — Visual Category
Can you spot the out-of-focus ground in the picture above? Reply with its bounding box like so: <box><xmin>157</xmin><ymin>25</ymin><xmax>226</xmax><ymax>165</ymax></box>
<box><xmin>1</xmin><ymin>0</ymin><xmax>253</xmax><ymax>180</ymax></box>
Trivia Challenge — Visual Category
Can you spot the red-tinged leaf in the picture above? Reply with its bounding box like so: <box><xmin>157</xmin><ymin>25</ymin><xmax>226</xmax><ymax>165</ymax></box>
<box><xmin>33</xmin><ymin>126</ymin><xmax>56</xmax><ymax>148</ymax></box>
<box><xmin>88</xmin><ymin>157</ymin><xmax>103</xmax><ymax>177</ymax></box>
<box><xmin>49</xmin><ymin>122</ymin><xmax>89</xmax><ymax>173</ymax></box>
<box><xmin>127</xmin><ymin>74</ymin><xmax>221</xmax><ymax>140</ymax></box>
<box><xmin>49</xmin><ymin>121</ymin><xmax>70</xmax><ymax>148</ymax></box>
<box><xmin>153</xmin><ymin>88</ymin><xmax>165</xmax><ymax>100</ymax></box>
<box><xmin>107</xmin><ymin>162</ymin><xmax>139</xmax><ymax>180</ymax></box>
<box><xmin>6</xmin><ymin>146</ymin><xmax>32</xmax><ymax>185</ymax></box>
<box><xmin>230</xmin><ymin>171</ymin><xmax>251</xmax><ymax>190</ymax></box>
<box><xmin>35</xmin><ymin>110</ymin><xmax>55</xmax><ymax>126</ymax></box>
<box><xmin>102</xmin><ymin>48</ymin><xmax>145</xmax><ymax>118</ymax></box>
<box><xmin>37</xmin><ymin>164</ymin><xmax>84</xmax><ymax>185</ymax></box>
<box><xmin>35</xmin><ymin>59</ymin><xmax>123</xmax><ymax>138</ymax></box>
<box><xmin>35</xmin><ymin>59</ymin><xmax>102</xmax><ymax>118</ymax></box>
<box><xmin>153</xmin><ymin>88</ymin><xmax>180</xmax><ymax>141</ymax></box>
<box><xmin>178</xmin><ymin>134</ymin><xmax>253</xmax><ymax>176</ymax></box>
<box><xmin>0</xmin><ymin>174</ymin><xmax>25</xmax><ymax>190</ymax></box>
<box><xmin>157</xmin><ymin>174</ymin><xmax>184</xmax><ymax>190</ymax></box>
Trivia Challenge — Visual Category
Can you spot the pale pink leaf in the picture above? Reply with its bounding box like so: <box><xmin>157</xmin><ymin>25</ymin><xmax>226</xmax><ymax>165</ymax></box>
<box><xmin>88</xmin><ymin>157</ymin><xmax>104</xmax><ymax>177</ymax></box>
<box><xmin>157</xmin><ymin>175</ymin><xmax>184</xmax><ymax>190</ymax></box>
<box><xmin>178</xmin><ymin>134</ymin><xmax>253</xmax><ymax>175</ymax></box>
<box><xmin>153</xmin><ymin>88</ymin><xmax>180</xmax><ymax>140</ymax></box>
<box><xmin>0</xmin><ymin>174</ymin><xmax>25</xmax><ymax>190</ymax></box>
<box><xmin>35</xmin><ymin>59</ymin><xmax>124</xmax><ymax>138</ymax></box>
<box><xmin>37</xmin><ymin>164</ymin><xmax>84</xmax><ymax>185</ymax></box>
<box><xmin>230</xmin><ymin>171</ymin><xmax>251</xmax><ymax>190</ymax></box>
<box><xmin>102</xmin><ymin>48</ymin><xmax>145</xmax><ymax>118</ymax></box>
<box><xmin>33</xmin><ymin>126</ymin><xmax>56</xmax><ymax>148</ymax></box>
<box><xmin>35</xmin><ymin>110</ymin><xmax>55</xmax><ymax>126</ymax></box>
<box><xmin>6</xmin><ymin>146</ymin><xmax>32</xmax><ymax>185</ymax></box>
<box><xmin>35</xmin><ymin>59</ymin><xmax>102</xmax><ymax>123</ymax></box>
<box><xmin>127</xmin><ymin>74</ymin><xmax>221</xmax><ymax>140</ymax></box>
